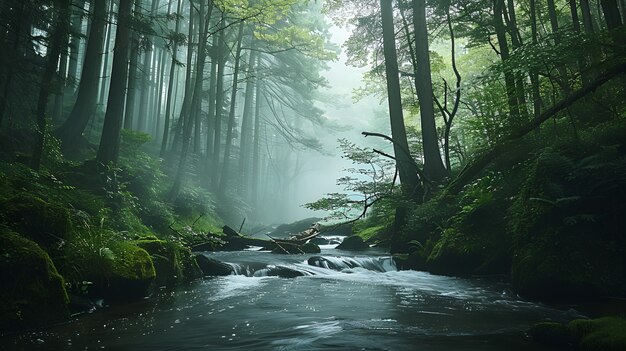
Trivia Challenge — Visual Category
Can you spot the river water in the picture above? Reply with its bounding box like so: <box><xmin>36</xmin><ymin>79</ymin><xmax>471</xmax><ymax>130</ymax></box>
<box><xmin>3</xmin><ymin>241</ymin><xmax>581</xmax><ymax>350</ymax></box>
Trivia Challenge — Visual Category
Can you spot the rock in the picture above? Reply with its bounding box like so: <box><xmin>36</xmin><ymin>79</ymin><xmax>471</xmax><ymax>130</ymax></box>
<box><xmin>309</xmin><ymin>237</ymin><xmax>330</xmax><ymax>245</ymax></box>
<box><xmin>135</xmin><ymin>238</ymin><xmax>202</xmax><ymax>287</ymax></box>
<box><xmin>307</xmin><ymin>256</ymin><xmax>358</xmax><ymax>270</ymax></box>
<box><xmin>195</xmin><ymin>255</ymin><xmax>234</xmax><ymax>276</ymax></box>
<box><xmin>393</xmin><ymin>252</ymin><xmax>426</xmax><ymax>271</ymax></box>
<box><xmin>85</xmin><ymin>242</ymin><xmax>156</xmax><ymax>301</ymax></box>
<box><xmin>530</xmin><ymin>318</ymin><xmax>626</xmax><ymax>351</ymax></box>
<box><xmin>336</xmin><ymin>236</ymin><xmax>369</xmax><ymax>251</ymax></box>
<box><xmin>0</xmin><ymin>230</ymin><xmax>70</xmax><ymax>332</ymax></box>
<box><xmin>271</xmin><ymin>242</ymin><xmax>304</xmax><ymax>254</ymax></box>
<box><xmin>263</xmin><ymin>266</ymin><xmax>306</xmax><ymax>278</ymax></box>
<box><xmin>302</xmin><ymin>242</ymin><xmax>321</xmax><ymax>253</ymax></box>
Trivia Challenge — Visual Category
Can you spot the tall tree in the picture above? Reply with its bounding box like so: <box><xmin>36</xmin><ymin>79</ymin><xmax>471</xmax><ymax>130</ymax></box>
<box><xmin>123</xmin><ymin>0</ymin><xmax>142</xmax><ymax>130</ymax></box>
<box><xmin>56</xmin><ymin>0</ymin><xmax>107</xmax><ymax>149</ymax></box>
<box><xmin>97</xmin><ymin>0</ymin><xmax>134</xmax><ymax>165</ymax></box>
<box><xmin>32</xmin><ymin>0</ymin><xmax>71</xmax><ymax>170</ymax></box>
<box><xmin>412</xmin><ymin>0</ymin><xmax>448</xmax><ymax>182</ymax></box>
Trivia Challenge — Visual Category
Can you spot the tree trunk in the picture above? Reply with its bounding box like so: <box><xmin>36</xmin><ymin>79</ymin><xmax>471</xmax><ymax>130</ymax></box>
<box><xmin>580</xmin><ymin>0</ymin><xmax>596</xmax><ymax>33</ymax></box>
<box><xmin>123</xmin><ymin>0</ymin><xmax>142</xmax><ymax>130</ymax></box>
<box><xmin>97</xmin><ymin>0</ymin><xmax>133</xmax><ymax>165</ymax></box>
<box><xmin>56</xmin><ymin>0</ymin><xmax>107</xmax><ymax>149</ymax></box>
<box><xmin>219</xmin><ymin>21</ymin><xmax>245</xmax><ymax>197</ymax></box>
<box><xmin>412</xmin><ymin>0</ymin><xmax>448</xmax><ymax>182</ymax></box>
<box><xmin>205</xmin><ymin>32</ymin><xmax>218</xmax><ymax>160</ymax></box>
<box><xmin>251</xmin><ymin>56</ymin><xmax>262</xmax><ymax>209</ymax></box>
<box><xmin>32</xmin><ymin>0</ymin><xmax>70</xmax><ymax>171</ymax></box>
<box><xmin>170</xmin><ymin>0</ymin><xmax>212</xmax><ymax>200</ymax></box>
<box><xmin>493</xmin><ymin>0</ymin><xmax>521</xmax><ymax>120</ymax></box>
<box><xmin>530</xmin><ymin>0</ymin><xmax>543</xmax><ymax>120</ymax></box>
<box><xmin>67</xmin><ymin>0</ymin><xmax>86</xmax><ymax>95</ymax></box>
<box><xmin>211</xmin><ymin>15</ymin><xmax>227</xmax><ymax>189</ymax></box>
<box><xmin>137</xmin><ymin>0</ymin><xmax>158</xmax><ymax>133</ymax></box>
<box><xmin>98</xmin><ymin>0</ymin><xmax>115</xmax><ymax>106</ymax></box>
<box><xmin>601</xmin><ymin>0</ymin><xmax>624</xmax><ymax>29</ymax></box>
<box><xmin>0</xmin><ymin>1</ymin><xmax>27</xmax><ymax>128</ymax></box>
<box><xmin>160</xmin><ymin>0</ymin><xmax>183</xmax><ymax>157</ymax></box>
<box><xmin>380</xmin><ymin>0</ymin><xmax>421</xmax><ymax>199</ymax></box>
<box><xmin>238</xmin><ymin>48</ymin><xmax>258</xmax><ymax>197</ymax></box>
<box><xmin>52</xmin><ymin>33</ymin><xmax>70</xmax><ymax>125</ymax></box>
<box><xmin>170</xmin><ymin>3</ymin><xmax>196</xmax><ymax>152</ymax></box>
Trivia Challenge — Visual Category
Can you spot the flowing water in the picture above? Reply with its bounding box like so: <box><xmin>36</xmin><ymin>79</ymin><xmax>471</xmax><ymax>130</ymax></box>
<box><xmin>2</xmin><ymin>240</ymin><xmax>582</xmax><ymax>350</ymax></box>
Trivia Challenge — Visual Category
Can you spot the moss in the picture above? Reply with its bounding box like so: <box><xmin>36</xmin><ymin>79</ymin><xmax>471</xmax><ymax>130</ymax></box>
<box><xmin>134</xmin><ymin>239</ymin><xmax>201</xmax><ymax>287</ymax></box>
<box><xmin>356</xmin><ymin>225</ymin><xmax>386</xmax><ymax>242</ymax></box>
<box><xmin>84</xmin><ymin>241</ymin><xmax>155</xmax><ymax>301</ymax></box>
<box><xmin>0</xmin><ymin>193</ymin><xmax>71</xmax><ymax>249</ymax></box>
<box><xmin>0</xmin><ymin>230</ymin><xmax>69</xmax><ymax>333</ymax></box>
<box><xmin>568</xmin><ymin>317</ymin><xmax>626</xmax><ymax>351</ymax></box>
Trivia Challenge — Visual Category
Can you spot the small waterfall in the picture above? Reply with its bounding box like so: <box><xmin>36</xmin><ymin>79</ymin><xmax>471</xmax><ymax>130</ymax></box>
<box><xmin>307</xmin><ymin>256</ymin><xmax>397</xmax><ymax>272</ymax></box>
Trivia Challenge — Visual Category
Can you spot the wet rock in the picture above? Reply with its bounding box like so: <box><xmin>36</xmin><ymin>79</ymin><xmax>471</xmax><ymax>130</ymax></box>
<box><xmin>307</xmin><ymin>256</ymin><xmax>357</xmax><ymax>270</ymax></box>
<box><xmin>195</xmin><ymin>255</ymin><xmax>234</xmax><ymax>276</ymax></box>
<box><xmin>309</xmin><ymin>237</ymin><xmax>330</xmax><ymax>245</ymax></box>
<box><xmin>0</xmin><ymin>230</ymin><xmax>70</xmax><ymax>332</ymax></box>
<box><xmin>264</xmin><ymin>266</ymin><xmax>306</xmax><ymax>278</ymax></box>
<box><xmin>302</xmin><ymin>242</ymin><xmax>321</xmax><ymax>254</ymax></box>
<box><xmin>270</xmin><ymin>217</ymin><xmax>322</xmax><ymax>238</ymax></box>
<box><xmin>336</xmin><ymin>236</ymin><xmax>369</xmax><ymax>251</ymax></box>
<box><xmin>135</xmin><ymin>238</ymin><xmax>202</xmax><ymax>287</ymax></box>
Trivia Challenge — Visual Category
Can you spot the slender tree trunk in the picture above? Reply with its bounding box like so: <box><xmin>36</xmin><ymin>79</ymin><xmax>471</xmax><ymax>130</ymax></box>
<box><xmin>238</xmin><ymin>48</ymin><xmax>258</xmax><ymax>197</ymax></box>
<box><xmin>205</xmin><ymin>32</ymin><xmax>218</xmax><ymax>160</ymax></box>
<box><xmin>219</xmin><ymin>21</ymin><xmax>245</xmax><ymax>197</ymax></box>
<box><xmin>97</xmin><ymin>0</ymin><xmax>133</xmax><ymax>165</ymax></box>
<box><xmin>137</xmin><ymin>0</ymin><xmax>158</xmax><ymax>133</ymax></box>
<box><xmin>32</xmin><ymin>0</ymin><xmax>70</xmax><ymax>171</ymax></box>
<box><xmin>160</xmin><ymin>0</ymin><xmax>183</xmax><ymax>157</ymax></box>
<box><xmin>251</xmin><ymin>56</ymin><xmax>262</xmax><ymax>208</ymax></box>
<box><xmin>56</xmin><ymin>0</ymin><xmax>107</xmax><ymax>148</ymax></box>
<box><xmin>67</xmin><ymin>0</ymin><xmax>86</xmax><ymax>95</ymax></box>
<box><xmin>580</xmin><ymin>0</ymin><xmax>596</xmax><ymax>33</ymax></box>
<box><xmin>170</xmin><ymin>0</ymin><xmax>212</xmax><ymax>200</ymax></box>
<box><xmin>0</xmin><ymin>2</ymin><xmax>27</xmax><ymax>128</ymax></box>
<box><xmin>52</xmin><ymin>33</ymin><xmax>70</xmax><ymax>125</ymax></box>
<box><xmin>123</xmin><ymin>0</ymin><xmax>142</xmax><ymax>130</ymax></box>
<box><xmin>494</xmin><ymin>0</ymin><xmax>521</xmax><ymax>120</ymax></box>
<box><xmin>170</xmin><ymin>3</ymin><xmax>196</xmax><ymax>152</ymax></box>
<box><xmin>503</xmin><ymin>0</ymin><xmax>530</xmax><ymax>120</ymax></box>
<box><xmin>98</xmin><ymin>0</ymin><xmax>115</xmax><ymax>105</ymax></box>
<box><xmin>412</xmin><ymin>0</ymin><xmax>448</xmax><ymax>181</ymax></box>
<box><xmin>211</xmin><ymin>15</ymin><xmax>226</xmax><ymax>189</ymax></box>
<box><xmin>155</xmin><ymin>47</ymin><xmax>167</xmax><ymax>140</ymax></box>
<box><xmin>530</xmin><ymin>0</ymin><xmax>543</xmax><ymax>120</ymax></box>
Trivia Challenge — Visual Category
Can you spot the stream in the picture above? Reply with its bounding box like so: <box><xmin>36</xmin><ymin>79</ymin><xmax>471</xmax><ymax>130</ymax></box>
<box><xmin>2</xmin><ymin>240</ymin><xmax>581</xmax><ymax>350</ymax></box>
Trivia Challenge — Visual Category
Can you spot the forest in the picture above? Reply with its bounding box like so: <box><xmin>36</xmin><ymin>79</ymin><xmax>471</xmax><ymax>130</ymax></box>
<box><xmin>0</xmin><ymin>0</ymin><xmax>625</xmax><ymax>350</ymax></box>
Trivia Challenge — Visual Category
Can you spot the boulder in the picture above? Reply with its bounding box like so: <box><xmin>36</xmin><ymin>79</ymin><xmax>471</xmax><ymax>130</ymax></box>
<box><xmin>270</xmin><ymin>217</ymin><xmax>322</xmax><ymax>238</ymax></box>
<box><xmin>309</xmin><ymin>237</ymin><xmax>330</xmax><ymax>245</ymax></box>
<box><xmin>135</xmin><ymin>238</ymin><xmax>202</xmax><ymax>287</ymax></box>
<box><xmin>302</xmin><ymin>242</ymin><xmax>321</xmax><ymax>254</ymax></box>
<box><xmin>195</xmin><ymin>255</ymin><xmax>234</xmax><ymax>276</ymax></box>
<box><xmin>263</xmin><ymin>266</ymin><xmax>306</xmax><ymax>278</ymax></box>
<box><xmin>85</xmin><ymin>242</ymin><xmax>156</xmax><ymax>301</ymax></box>
<box><xmin>336</xmin><ymin>236</ymin><xmax>369</xmax><ymax>251</ymax></box>
<box><xmin>0</xmin><ymin>230</ymin><xmax>69</xmax><ymax>332</ymax></box>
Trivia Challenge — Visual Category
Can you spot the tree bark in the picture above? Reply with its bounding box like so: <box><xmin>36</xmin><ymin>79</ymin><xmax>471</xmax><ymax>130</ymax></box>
<box><xmin>123</xmin><ymin>0</ymin><xmax>142</xmax><ymax>130</ymax></box>
<box><xmin>211</xmin><ymin>15</ymin><xmax>226</xmax><ymax>189</ymax></box>
<box><xmin>580</xmin><ymin>0</ymin><xmax>596</xmax><ymax>33</ymax></box>
<box><xmin>219</xmin><ymin>21</ymin><xmax>245</xmax><ymax>197</ymax></box>
<box><xmin>251</xmin><ymin>56</ymin><xmax>262</xmax><ymax>209</ymax></box>
<box><xmin>56</xmin><ymin>0</ymin><xmax>107</xmax><ymax>149</ymax></box>
<box><xmin>205</xmin><ymin>32</ymin><xmax>218</xmax><ymax>160</ymax></box>
<box><xmin>238</xmin><ymin>47</ymin><xmax>258</xmax><ymax>197</ymax></box>
<box><xmin>170</xmin><ymin>0</ymin><xmax>212</xmax><ymax>200</ymax></box>
<box><xmin>67</xmin><ymin>0</ymin><xmax>86</xmax><ymax>95</ymax></box>
<box><xmin>98</xmin><ymin>0</ymin><xmax>115</xmax><ymax>106</ymax></box>
<box><xmin>160</xmin><ymin>0</ymin><xmax>183</xmax><ymax>157</ymax></box>
<box><xmin>97</xmin><ymin>0</ymin><xmax>133</xmax><ymax>165</ymax></box>
<box><xmin>412</xmin><ymin>0</ymin><xmax>448</xmax><ymax>181</ymax></box>
<box><xmin>32</xmin><ymin>0</ymin><xmax>71</xmax><ymax>171</ymax></box>
<box><xmin>493</xmin><ymin>0</ymin><xmax>521</xmax><ymax>120</ymax></box>
<box><xmin>380</xmin><ymin>0</ymin><xmax>421</xmax><ymax>197</ymax></box>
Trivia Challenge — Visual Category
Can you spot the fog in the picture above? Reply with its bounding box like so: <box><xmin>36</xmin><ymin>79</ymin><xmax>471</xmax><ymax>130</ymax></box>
<box><xmin>279</xmin><ymin>25</ymin><xmax>391</xmax><ymax>223</ymax></box>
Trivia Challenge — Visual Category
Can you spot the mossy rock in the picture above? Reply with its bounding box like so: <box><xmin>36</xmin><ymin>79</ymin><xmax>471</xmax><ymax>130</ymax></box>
<box><xmin>0</xmin><ymin>230</ymin><xmax>69</xmax><ymax>333</ymax></box>
<box><xmin>85</xmin><ymin>242</ymin><xmax>155</xmax><ymax>301</ymax></box>
<box><xmin>393</xmin><ymin>252</ymin><xmax>426</xmax><ymax>271</ymax></box>
<box><xmin>336</xmin><ymin>236</ymin><xmax>369</xmax><ymax>251</ymax></box>
<box><xmin>569</xmin><ymin>317</ymin><xmax>626</xmax><ymax>351</ymax></box>
<box><xmin>1</xmin><ymin>193</ymin><xmax>71</xmax><ymax>249</ymax></box>
<box><xmin>531</xmin><ymin>318</ymin><xmax>626</xmax><ymax>351</ymax></box>
<box><xmin>134</xmin><ymin>239</ymin><xmax>201</xmax><ymax>287</ymax></box>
